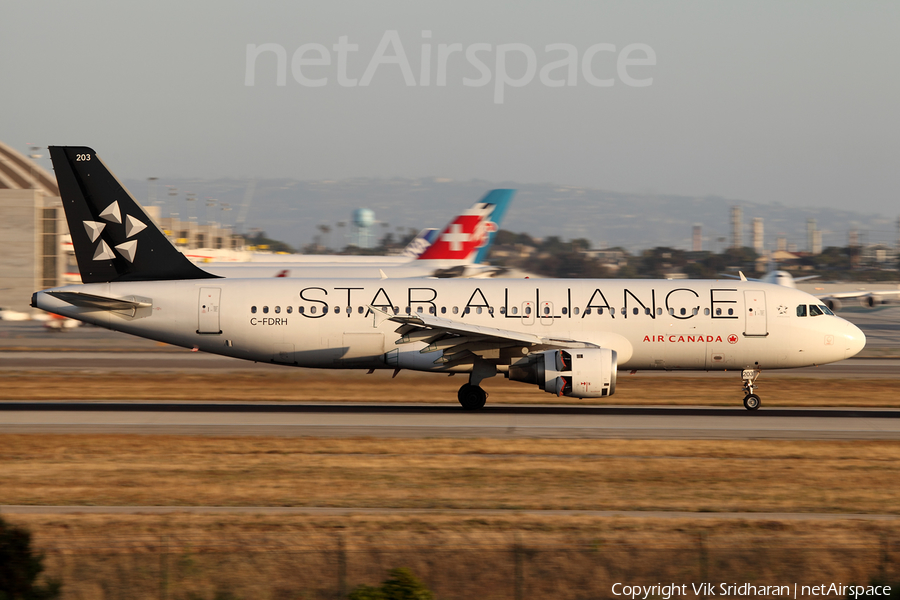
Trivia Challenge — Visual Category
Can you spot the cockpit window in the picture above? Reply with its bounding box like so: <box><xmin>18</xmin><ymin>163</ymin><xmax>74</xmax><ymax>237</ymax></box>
<box><xmin>809</xmin><ymin>304</ymin><xmax>824</xmax><ymax>317</ymax></box>
<box><xmin>819</xmin><ymin>305</ymin><xmax>835</xmax><ymax>316</ymax></box>
<box><xmin>796</xmin><ymin>305</ymin><xmax>807</xmax><ymax>317</ymax></box>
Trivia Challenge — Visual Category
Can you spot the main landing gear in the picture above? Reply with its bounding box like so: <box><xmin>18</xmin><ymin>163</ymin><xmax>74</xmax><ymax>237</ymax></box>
<box><xmin>458</xmin><ymin>383</ymin><xmax>487</xmax><ymax>410</ymax></box>
<box><xmin>457</xmin><ymin>360</ymin><xmax>496</xmax><ymax>410</ymax></box>
<box><xmin>741</xmin><ymin>368</ymin><xmax>761</xmax><ymax>411</ymax></box>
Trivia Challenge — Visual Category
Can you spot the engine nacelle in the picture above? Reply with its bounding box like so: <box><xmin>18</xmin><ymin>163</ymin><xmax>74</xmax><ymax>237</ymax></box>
<box><xmin>824</xmin><ymin>298</ymin><xmax>842</xmax><ymax>312</ymax></box>
<box><xmin>507</xmin><ymin>348</ymin><xmax>617</xmax><ymax>398</ymax></box>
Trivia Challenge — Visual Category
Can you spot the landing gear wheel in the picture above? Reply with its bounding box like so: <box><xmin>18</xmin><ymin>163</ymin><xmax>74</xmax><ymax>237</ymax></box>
<box><xmin>740</xmin><ymin>368</ymin><xmax>762</xmax><ymax>411</ymax></box>
<box><xmin>743</xmin><ymin>394</ymin><xmax>761</xmax><ymax>411</ymax></box>
<box><xmin>458</xmin><ymin>384</ymin><xmax>487</xmax><ymax>410</ymax></box>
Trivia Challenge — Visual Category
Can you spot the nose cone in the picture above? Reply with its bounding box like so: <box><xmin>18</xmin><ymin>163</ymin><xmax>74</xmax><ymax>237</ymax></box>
<box><xmin>842</xmin><ymin>320</ymin><xmax>866</xmax><ymax>359</ymax></box>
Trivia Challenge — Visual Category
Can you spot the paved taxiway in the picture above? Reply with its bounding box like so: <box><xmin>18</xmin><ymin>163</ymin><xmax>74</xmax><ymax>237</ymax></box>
<box><xmin>2</xmin><ymin>402</ymin><xmax>898</xmax><ymax>440</ymax></box>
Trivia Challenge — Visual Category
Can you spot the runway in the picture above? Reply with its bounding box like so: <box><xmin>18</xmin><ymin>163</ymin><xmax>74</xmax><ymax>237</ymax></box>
<box><xmin>2</xmin><ymin>402</ymin><xmax>899</xmax><ymax>440</ymax></box>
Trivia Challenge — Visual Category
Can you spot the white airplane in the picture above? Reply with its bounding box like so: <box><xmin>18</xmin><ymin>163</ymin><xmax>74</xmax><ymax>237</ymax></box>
<box><xmin>33</xmin><ymin>147</ymin><xmax>866</xmax><ymax>411</ymax></box>
<box><xmin>725</xmin><ymin>270</ymin><xmax>900</xmax><ymax>312</ymax></box>
<box><xmin>202</xmin><ymin>190</ymin><xmax>514</xmax><ymax>279</ymax></box>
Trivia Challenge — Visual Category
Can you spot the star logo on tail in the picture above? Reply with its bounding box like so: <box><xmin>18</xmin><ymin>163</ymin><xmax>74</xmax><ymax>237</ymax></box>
<box><xmin>85</xmin><ymin>200</ymin><xmax>147</xmax><ymax>263</ymax></box>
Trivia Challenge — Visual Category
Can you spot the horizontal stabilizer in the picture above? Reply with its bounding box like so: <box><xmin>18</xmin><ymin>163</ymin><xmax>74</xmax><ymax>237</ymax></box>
<box><xmin>47</xmin><ymin>291</ymin><xmax>152</xmax><ymax>311</ymax></box>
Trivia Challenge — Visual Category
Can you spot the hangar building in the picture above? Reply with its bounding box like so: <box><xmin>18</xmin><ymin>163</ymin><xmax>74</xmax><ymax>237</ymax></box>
<box><xmin>0</xmin><ymin>141</ymin><xmax>62</xmax><ymax>313</ymax></box>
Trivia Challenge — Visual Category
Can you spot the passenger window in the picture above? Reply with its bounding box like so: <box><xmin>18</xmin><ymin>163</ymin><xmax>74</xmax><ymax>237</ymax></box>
<box><xmin>597</xmin><ymin>308</ymin><xmax>603</xmax><ymax>315</ymax></box>
<box><xmin>585</xmin><ymin>308</ymin><xmax>591</xmax><ymax>315</ymax></box>
<box><xmin>525</xmin><ymin>307</ymin><xmax>532</xmax><ymax>315</ymax></box>
<box><xmin>562</xmin><ymin>307</ymin><xmax>568</xmax><ymax>315</ymax></box>
<box><xmin>251</xmin><ymin>306</ymin><xmax>257</xmax><ymax>314</ymax></box>
<box><xmin>692</xmin><ymin>307</ymin><xmax>698</xmax><ymax>316</ymax></box>
<box><xmin>704</xmin><ymin>308</ymin><xmax>710</xmax><ymax>316</ymax></box>
<box><xmin>574</xmin><ymin>307</ymin><xmax>580</xmax><ymax>315</ymax></box>
<box><xmin>476</xmin><ymin>307</ymin><xmax>483</xmax><ymax>314</ymax></box>
<box><xmin>452</xmin><ymin>307</ymin><xmax>459</xmax><ymax>314</ymax></box>
<box><xmin>500</xmin><ymin>307</ymin><xmax>506</xmax><ymax>315</ymax></box>
<box><xmin>263</xmin><ymin>306</ymin><xmax>269</xmax><ymax>314</ymax></box>
<box><xmin>405</xmin><ymin>307</ymin><xmax>411</xmax><ymax>314</ymax></box>
<box><xmin>728</xmin><ymin>308</ymin><xmax>734</xmax><ymax>316</ymax></box>
<box><xmin>299</xmin><ymin>306</ymin><xmax>305</xmax><ymax>314</ymax></box>
<box><xmin>358</xmin><ymin>306</ymin><xmax>364</xmax><ymax>314</ymax></box>
<box><xmin>715</xmin><ymin>308</ymin><xmax>722</xmax><ymax>316</ymax></box>
<box><xmin>796</xmin><ymin>305</ymin><xmax>807</xmax><ymax>317</ymax></box>
<box><xmin>512</xmin><ymin>306</ymin><xmax>518</xmax><ymax>315</ymax></box>
<box><xmin>333</xmin><ymin>306</ymin><xmax>339</xmax><ymax>314</ymax></box>
<box><xmin>465</xmin><ymin>307</ymin><xmax>471</xmax><ymax>314</ymax></box>
<box><xmin>441</xmin><ymin>307</ymin><xmax>447</xmax><ymax>314</ymax></box>
<box><xmin>633</xmin><ymin>308</ymin><xmax>639</xmax><ymax>315</ymax></box>
<box><xmin>274</xmin><ymin>306</ymin><xmax>281</xmax><ymax>314</ymax></box>
<box><xmin>346</xmin><ymin>306</ymin><xmax>351</xmax><ymax>314</ymax></box>
<box><xmin>310</xmin><ymin>306</ymin><xmax>316</xmax><ymax>314</ymax></box>
<box><xmin>669</xmin><ymin>308</ymin><xmax>675</xmax><ymax>316</ymax></box>
<box><xmin>429</xmin><ymin>306</ymin><xmax>435</xmax><ymax>314</ymax></box>
<box><xmin>544</xmin><ymin>306</ymin><xmax>550</xmax><ymax>315</ymax></box>
<box><xmin>417</xmin><ymin>306</ymin><xmax>424</xmax><ymax>314</ymax></box>
<box><xmin>680</xmin><ymin>308</ymin><xmax>686</xmax><ymax>316</ymax></box>
<box><xmin>286</xmin><ymin>306</ymin><xmax>292</xmax><ymax>314</ymax></box>
<box><xmin>657</xmin><ymin>308</ymin><xmax>663</xmax><ymax>316</ymax></box>
<box><xmin>809</xmin><ymin>305</ymin><xmax>823</xmax><ymax>317</ymax></box>
<box><xmin>393</xmin><ymin>307</ymin><xmax>400</xmax><ymax>315</ymax></box>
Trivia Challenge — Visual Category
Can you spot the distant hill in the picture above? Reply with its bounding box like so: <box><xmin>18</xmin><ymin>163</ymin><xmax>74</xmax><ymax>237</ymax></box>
<box><xmin>123</xmin><ymin>177</ymin><xmax>897</xmax><ymax>253</ymax></box>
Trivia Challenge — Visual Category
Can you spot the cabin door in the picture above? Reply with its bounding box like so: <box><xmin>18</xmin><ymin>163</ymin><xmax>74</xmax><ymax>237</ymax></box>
<box><xmin>198</xmin><ymin>288</ymin><xmax>221</xmax><ymax>334</ymax></box>
<box><xmin>744</xmin><ymin>290</ymin><xmax>768</xmax><ymax>337</ymax></box>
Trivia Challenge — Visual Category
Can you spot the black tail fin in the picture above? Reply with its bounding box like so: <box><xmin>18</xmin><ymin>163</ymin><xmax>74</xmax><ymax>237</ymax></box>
<box><xmin>49</xmin><ymin>146</ymin><xmax>218</xmax><ymax>283</ymax></box>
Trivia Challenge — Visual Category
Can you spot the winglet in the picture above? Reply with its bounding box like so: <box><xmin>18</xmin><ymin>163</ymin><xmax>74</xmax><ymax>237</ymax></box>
<box><xmin>379</xmin><ymin>269</ymin><xmax>388</xmax><ymax>280</ymax></box>
<box><xmin>739</xmin><ymin>271</ymin><xmax>747</xmax><ymax>281</ymax></box>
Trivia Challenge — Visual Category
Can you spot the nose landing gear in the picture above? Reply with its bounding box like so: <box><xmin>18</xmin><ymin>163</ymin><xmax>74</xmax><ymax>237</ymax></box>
<box><xmin>741</xmin><ymin>368</ymin><xmax>761</xmax><ymax>411</ymax></box>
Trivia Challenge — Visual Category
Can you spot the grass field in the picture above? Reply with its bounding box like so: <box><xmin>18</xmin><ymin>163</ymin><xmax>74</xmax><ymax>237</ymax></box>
<box><xmin>5</xmin><ymin>434</ymin><xmax>900</xmax><ymax>598</ymax></box>
<box><xmin>2</xmin><ymin>370</ymin><xmax>899</xmax><ymax>406</ymax></box>
<box><xmin>9</xmin><ymin>512</ymin><xmax>896</xmax><ymax>600</ymax></box>
<box><xmin>3</xmin><ymin>435</ymin><xmax>899</xmax><ymax>513</ymax></box>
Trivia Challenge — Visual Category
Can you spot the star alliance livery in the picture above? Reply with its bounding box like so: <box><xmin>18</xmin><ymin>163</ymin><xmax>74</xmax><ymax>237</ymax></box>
<box><xmin>34</xmin><ymin>147</ymin><xmax>866</xmax><ymax>410</ymax></box>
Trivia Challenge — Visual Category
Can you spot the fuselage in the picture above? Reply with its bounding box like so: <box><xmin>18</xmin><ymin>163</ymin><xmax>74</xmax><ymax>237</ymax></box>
<box><xmin>35</xmin><ymin>278</ymin><xmax>865</xmax><ymax>373</ymax></box>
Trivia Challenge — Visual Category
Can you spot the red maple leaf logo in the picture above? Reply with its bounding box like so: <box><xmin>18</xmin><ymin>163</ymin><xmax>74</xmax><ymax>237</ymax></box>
<box><xmin>727</xmin><ymin>334</ymin><xmax>738</xmax><ymax>344</ymax></box>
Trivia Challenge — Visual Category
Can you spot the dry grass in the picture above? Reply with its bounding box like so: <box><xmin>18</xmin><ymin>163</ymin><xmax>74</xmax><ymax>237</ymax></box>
<box><xmin>2</xmin><ymin>370</ymin><xmax>900</xmax><ymax>406</ymax></box>
<box><xmin>8</xmin><ymin>513</ymin><xmax>900</xmax><ymax>600</ymax></box>
<box><xmin>2</xmin><ymin>435</ymin><xmax>899</xmax><ymax>514</ymax></box>
<box><xmin>5</xmin><ymin>434</ymin><xmax>900</xmax><ymax>597</ymax></box>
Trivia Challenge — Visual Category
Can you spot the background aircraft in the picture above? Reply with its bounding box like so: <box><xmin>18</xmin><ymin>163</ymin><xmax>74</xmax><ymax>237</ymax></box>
<box><xmin>191</xmin><ymin>190</ymin><xmax>514</xmax><ymax>279</ymax></box>
<box><xmin>724</xmin><ymin>269</ymin><xmax>900</xmax><ymax>311</ymax></box>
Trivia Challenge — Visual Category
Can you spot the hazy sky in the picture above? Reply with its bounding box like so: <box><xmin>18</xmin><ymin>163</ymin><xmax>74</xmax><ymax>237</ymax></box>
<box><xmin>3</xmin><ymin>1</ymin><xmax>898</xmax><ymax>214</ymax></box>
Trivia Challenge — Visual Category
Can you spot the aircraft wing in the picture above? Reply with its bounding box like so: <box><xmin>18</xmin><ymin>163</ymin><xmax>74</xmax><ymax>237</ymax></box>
<box><xmin>817</xmin><ymin>289</ymin><xmax>900</xmax><ymax>300</ymax></box>
<box><xmin>373</xmin><ymin>308</ymin><xmax>596</xmax><ymax>365</ymax></box>
<box><xmin>816</xmin><ymin>287</ymin><xmax>900</xmax><ymax>310</ymax></box>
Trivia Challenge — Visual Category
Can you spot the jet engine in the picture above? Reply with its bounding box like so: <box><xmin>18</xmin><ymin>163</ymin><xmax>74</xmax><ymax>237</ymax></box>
<box><xmin>824</xmin><ymin>298</ymin><xmax>842</xmax><ymax>312</ymax></box>
<box><xmin>507</xmin><ymin>348</ymin><xmax>617</xmax><ymax>398</ymax></box>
